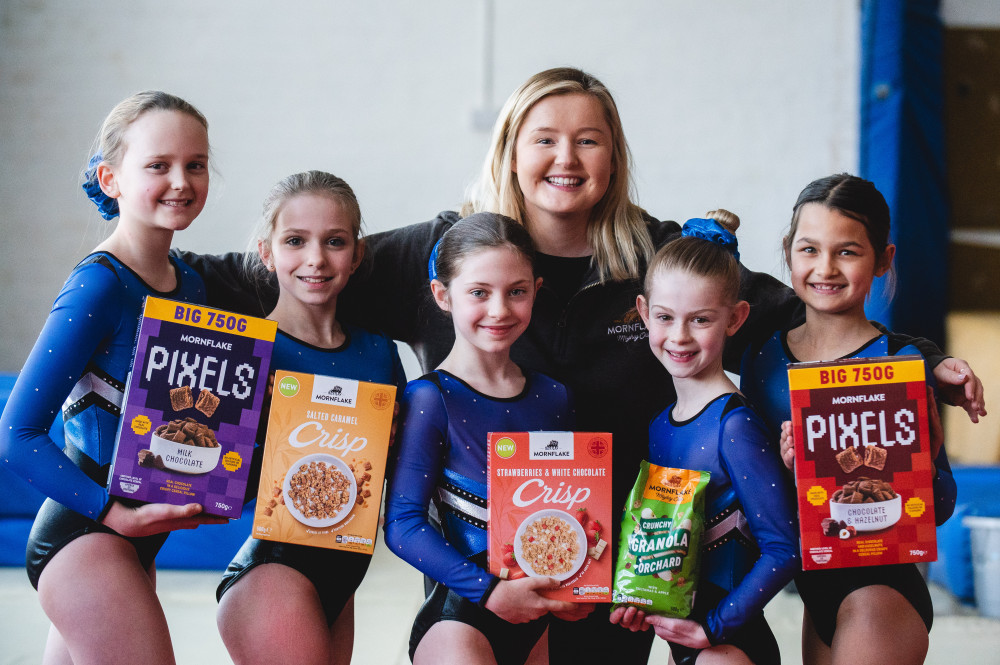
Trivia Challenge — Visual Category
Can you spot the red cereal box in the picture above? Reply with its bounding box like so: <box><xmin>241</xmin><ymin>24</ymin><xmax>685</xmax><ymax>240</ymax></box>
<box><xmin>487</xmin><ymin>432</ymin><xmax>613</xmax><ymax>602</ymax></box>
<box><xmin>788</xmin><ymin>355</ymin><xmax>937</xmax><ymax>570</ymax></box>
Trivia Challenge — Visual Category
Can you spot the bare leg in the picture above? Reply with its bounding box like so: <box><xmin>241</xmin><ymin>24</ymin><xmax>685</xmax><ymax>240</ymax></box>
<box><xmin>524</xmin><ymin>626</ymin><xmax>547</xmax><ymax>664</ymax></box>
<box><xmin>37</xmin><ymin>533</ymin><xmax>175</xmax><ymax>665</ymax></box>
<box><xmin>413</xmin><ymin>620</ymin><xmax>498</xmax><ymax>665</ymax></box>
<box><xmin>801</xmin><ymin>608</ymin><xmax>832</xmax><ymax>665</ymax></box>
<box><xmin>694</xmin><ymin>645</ymin><xmax>754</xmax><ymax>664</ymax></box>
<box><xmin>328</xmin><ymin>595</ymin><xmax>355</xmax><ymax>665</ymax></box>
<box><xmin>830</xmin><ymin>586</ymin><xmax>927</xmax><ymax>665</ymax></box>
<box><xmin>41</xmin><ymin>624</ymin><xmax>74</xmax><ymax>665</ymax></box>
<box><xmin>217</xmin><ymin>563</ymin><xmax>334</xmax><ymax>665</ymax></box>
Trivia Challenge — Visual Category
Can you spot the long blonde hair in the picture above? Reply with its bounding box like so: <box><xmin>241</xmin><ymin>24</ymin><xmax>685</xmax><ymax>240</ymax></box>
<box><xmin>462</xmin><ymin>67</ymin><xmax>653</xmax><ymax>283</ymax></box>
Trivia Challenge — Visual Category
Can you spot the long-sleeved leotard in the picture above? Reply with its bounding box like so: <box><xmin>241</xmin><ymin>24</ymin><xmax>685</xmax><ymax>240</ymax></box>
<box><xmin>648</xmin><ymin>392</ymin><xmax>799</xmax><ymax>644</ymax></box>
<box><xmin>740</xmin><ymin>330</ymin><xmax>956</xmax><ymax>525</ymax></box>
<box><xmin>384</xmin><ymin>369</ymin><xmax>573</xmax><ymax>605</ymax></box>
<box><xmin>0</xmin><ymin>253</ymin><xmax>205</xmax><ymax>518</ymax></box>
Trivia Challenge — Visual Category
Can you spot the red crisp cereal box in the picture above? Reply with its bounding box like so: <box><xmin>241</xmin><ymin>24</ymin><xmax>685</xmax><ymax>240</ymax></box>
<box><xmin>252</xmin><ymin>370</ymin><xmax>396</xmax><ymax>554</ymax></box>
<box><xmin>487</xmin><ymin>432</ymin><xmax>613</xmax><ymax>602</ymax></box>
<box><xmin>788</xmin><ymin>355</ymin><xmax>937</xmax><ymax>570</ymax></box>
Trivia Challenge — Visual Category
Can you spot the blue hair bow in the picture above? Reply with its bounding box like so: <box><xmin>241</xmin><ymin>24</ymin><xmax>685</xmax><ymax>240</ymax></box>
<box><xmin>81</xmin><ymin>153</ymin><xmax>120</xmax><ymax>220</ymax></box>
<box><xmin>427</xmin><ymin>237</ymin><xmax>444</xmax><ymax>282</ymax></box>
<box><xmin>681</xmin><ymin>217</ymin><xmax>740</xmax><ymax>261</ymax></box>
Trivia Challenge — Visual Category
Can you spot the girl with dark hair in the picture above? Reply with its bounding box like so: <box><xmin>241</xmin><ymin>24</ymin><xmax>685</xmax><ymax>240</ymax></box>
<box><xmin>384</xmin><ymin>212</ymin><xmax>592</xmax><ymax>665</ymax></box>
<box><xmin>741</xmin><ymin>173</ymin><xmax>957</xmax><ymax>665</ymax></box>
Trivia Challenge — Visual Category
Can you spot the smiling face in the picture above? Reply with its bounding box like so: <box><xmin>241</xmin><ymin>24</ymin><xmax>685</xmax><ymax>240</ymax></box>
<box><xmin>513</xmin><ymin>92</ymin><xmax>614</xmax><ymax>233</ymax></box>
<box><xmin>638</xmin><ymin>268</ymin><xmax>746</xmax><ymax>383</ymax></box>
<box><xmin>261</xmin><ymin>193</ymin><xmax>362</xmax><ymax>310</ymax></box>
<box><xmin>432</xmin><ymin>246</ymin><xmax>541</xmax><ymax>358</ymax></box>
<box><xmin>787</xmin><ymin>203</ymin><xmax>894</xmax><ymax>318</ymax></box>
<box><xmin>99</xmin><ymin>109</ymin><xmax>209</xmax><ymax>233</ymax></box>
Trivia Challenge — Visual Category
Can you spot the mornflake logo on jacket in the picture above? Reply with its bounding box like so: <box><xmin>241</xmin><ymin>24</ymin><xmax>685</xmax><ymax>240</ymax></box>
<box><xmin>606</xmin><ymin>308</ymin><xmax>648</xmax><ymax>343</ymax></box>
<box><xmin>528</xmin><ymin>431</ymin><xmax>574</xmax><ymax>460</ymax></box>
<box><xmin>311</xmin><ymin>375</ymin><xmax>360</xmax><ymax>408</ymax></box>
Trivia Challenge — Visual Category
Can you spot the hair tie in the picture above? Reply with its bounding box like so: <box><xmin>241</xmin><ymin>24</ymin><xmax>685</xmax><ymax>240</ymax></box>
<box><xmin>428</xmin><ymin>236</ymin><xmax>445</xmax><ymax>282</ymax></box>
<box><xmin>81</xmin><ymin>153</ymin><xmax>120</xmax><ymax>220</ymax></box>
<box><xmin>681</xmin><ymin>218</ymin><xmax>740</xmax><ymax>261</ymax></box>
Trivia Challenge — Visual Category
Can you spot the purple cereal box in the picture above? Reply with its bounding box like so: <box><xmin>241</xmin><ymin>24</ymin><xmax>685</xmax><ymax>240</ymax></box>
<box><xmin>108</xmin><ymin>297</ymin><xmax>277</xmax><ymax>518</ymax></box>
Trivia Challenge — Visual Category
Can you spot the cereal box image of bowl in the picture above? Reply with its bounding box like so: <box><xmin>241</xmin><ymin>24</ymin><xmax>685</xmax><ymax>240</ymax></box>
<box><xmin>252</xmin><ymin>371</ymin><xmax>396</xmax><ymax>554</ymax></box>
<box><xmin>788</xmin><ymin>355</ymin><xmax>937</xmax><ymax>570</ymax></box>
<box><xmin>487</xmin><ymin>432</ymin><xmax>612</xmax><ymax>602</ymax></box>
<box><xmin>109</xmin><ymin>298</ymin><xmax>277</xmax><ymax>518</ymax></box>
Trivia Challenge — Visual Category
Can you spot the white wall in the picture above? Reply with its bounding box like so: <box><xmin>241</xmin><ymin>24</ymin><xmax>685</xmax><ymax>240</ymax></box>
<box><xmin>0</xmin><ymin>0</ymin><xmax>861</xmax><ymax>372</ymax></box>
<box><xmin>941</xmin><ymin>0</ymin><xmax>1000</xmax><ymax>27</ymax></box>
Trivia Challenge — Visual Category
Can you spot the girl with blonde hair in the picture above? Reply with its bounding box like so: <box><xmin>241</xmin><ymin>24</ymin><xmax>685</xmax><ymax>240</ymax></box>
<box><xmin>1</xmin><ymin>91</ymin><xmax>224</xmax><ymax>665</ymax></box>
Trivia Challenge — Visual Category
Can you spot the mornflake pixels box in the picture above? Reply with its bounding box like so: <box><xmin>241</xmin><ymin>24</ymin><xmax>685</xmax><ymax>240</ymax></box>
<box><xmin>109</xmin><ymin>297</ymin><xmax>276</xmax><ymax>518</ymax></box>
<box><xmin>789</xmin><ymin>355</ymin><xmax>937</xmax><ymax>570</ymax></box>
<box><xmin>487</xmin><ymin>431</ymin><xmax>613</xmax><ymax>602</ymax></box>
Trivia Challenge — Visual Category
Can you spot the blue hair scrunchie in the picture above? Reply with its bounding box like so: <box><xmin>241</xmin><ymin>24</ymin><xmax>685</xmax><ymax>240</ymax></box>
<box><xmin>81</xmin><ymin>153</ymin><xmax>120</xmax><ymax>220</ymax></box>
<box><xmin>427</xmin><ymin>236</ymin><xmax>444</xmax><ymax>282</ymax></box>
<box><xmin>681</xmin><ymin>217</ymin><xmax>740</xmax><ymax>261</ymax></box>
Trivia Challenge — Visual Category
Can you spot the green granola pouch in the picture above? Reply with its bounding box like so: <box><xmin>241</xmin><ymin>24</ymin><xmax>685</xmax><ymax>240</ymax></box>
<box><xmin>612</xmin><ymin>461</ymin><xmax>709</xmax><ymax>617</ymax></box>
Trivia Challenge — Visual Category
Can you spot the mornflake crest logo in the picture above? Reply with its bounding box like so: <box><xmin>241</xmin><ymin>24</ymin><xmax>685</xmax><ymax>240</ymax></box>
<box><xmin>311</xmin><ymin>375</ymin><xmax>360</xmax><ymax>408</ymax></box>
<box><xmin>528</xmin><ymin>431</ymin><xmax>574</xmax><ymax>460</ymax></box>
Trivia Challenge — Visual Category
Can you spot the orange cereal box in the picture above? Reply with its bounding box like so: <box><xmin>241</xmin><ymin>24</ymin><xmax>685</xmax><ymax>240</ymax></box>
<box><xmin>789</xmin><ymin>355</ymin><xmax>937</xmax><ymax>570</ymax></box>
<box><xmin>487</xmin><ymin>432</ymin><xmax>613</xmax><ymax>602</ymax></box>
<box><xmin>252</xmin><ymin>370</ymin><xmax>396</xmax><ymax>554</ymax></box>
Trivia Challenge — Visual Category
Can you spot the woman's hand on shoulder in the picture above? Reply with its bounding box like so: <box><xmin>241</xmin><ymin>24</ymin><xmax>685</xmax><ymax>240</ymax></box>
<box><xmin>932</xmin><ymin>357</ymin><xmax>986</xmax><ymax>423</ymax></box>
<box><xmin>100</xmin><ymin>500</ymin><xmax>228</xmax><ymax>537</ymax></box>
<box><xmin>484</xmin><ymin>577</ymin><xmax>583</xmax><ymax>624</ymax></box>
<box><xmin>644</xmin><ymin>615</ymin><xmax>710</xmax><ymax>648</ymax></box>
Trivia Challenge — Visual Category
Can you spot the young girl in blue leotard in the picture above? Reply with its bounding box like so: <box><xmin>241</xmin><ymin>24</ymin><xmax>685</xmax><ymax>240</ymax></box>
<box><xmin>740</xmin><ymin>174</ymin><xmax>957</xmax><ymax>665</ymax></box>
<box><xmin>0</xmin><ymin>91</ymin><xmax>224</xmax><ymax>665</ymax></box>
<box><xmin>618</xmin><ymin>211</ymin><xmax>800</xmax><ymax>665</ymax></box>
<box><xmin>215</xmin><ymin>171</ymin><xmax>406</xmax><ymax>665</ymax></box>
<box><xmin>384</xmin><ymin>212</ymin><xmax>593</xmax><ymax>665</ymax></box>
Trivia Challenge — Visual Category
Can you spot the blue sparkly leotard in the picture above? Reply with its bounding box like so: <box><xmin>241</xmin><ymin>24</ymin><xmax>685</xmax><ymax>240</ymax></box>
<box><xmin>269</xmin><ymin>326</ymin><xmax>405</xmax><ymax>385</ymax></box>
<box><xmin>0</xmin><ymin>253</ymin><xmax>205</xmax><ymax>519</ymax></box>
<box><xmin>740</xmin><ymin>330</ymin><xmax>956</xmax><ymax>524</ymax></box>
<box><xmin>647</xmin><ymin>392</ymin><xmax>799</xmax><ymax>645</ymax></box>
<box><xmin>384</xmin><ymin>369</ymin><xmax>573</xmax><ymax>604</ymax></box>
